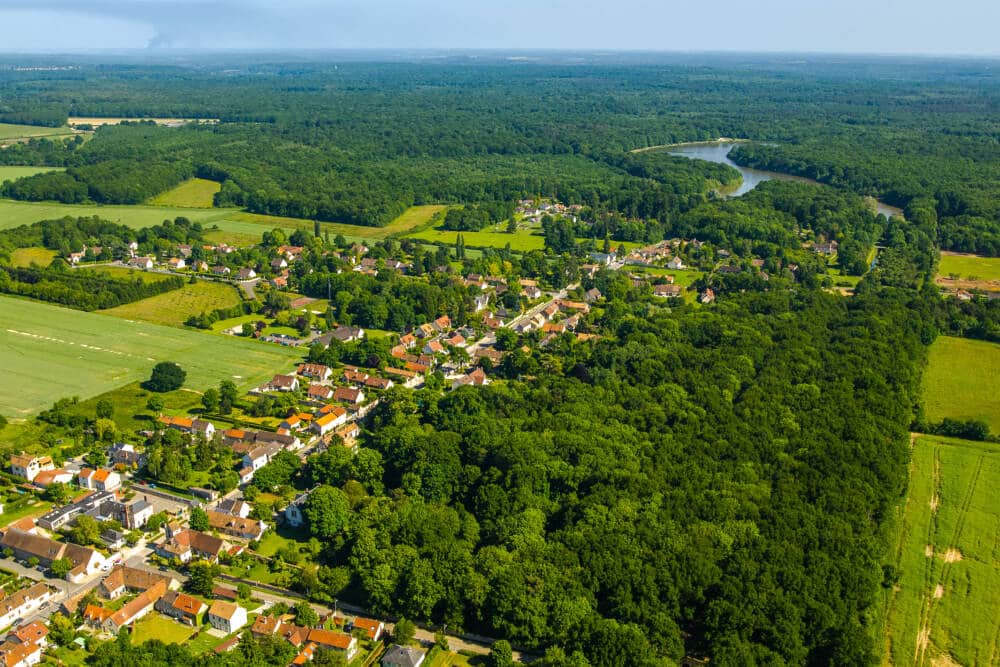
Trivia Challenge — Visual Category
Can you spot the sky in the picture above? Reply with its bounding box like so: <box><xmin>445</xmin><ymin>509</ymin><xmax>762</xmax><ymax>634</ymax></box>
<box><xmin>0</xmin><ymin>0</ymin><xmax>996</xmax><ymax>56</ymax></box>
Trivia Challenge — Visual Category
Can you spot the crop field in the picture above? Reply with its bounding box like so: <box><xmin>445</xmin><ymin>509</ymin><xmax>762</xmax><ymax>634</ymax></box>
<box><xmin>148</xmin><ymin>177</ymin><xmax>221</xmax><ymax>208</ymax></box>
<box><xmin>922</xmin><ymin>336</ymin><xmax>1000</xmax><ymax>433</ymax></box>
<box><xmin>100</xmin><ymin>280</ymin><xmax>243</xmax><ymax>327</ymax></box>
<box><xmin>0</xmin><ymin>295</ymin><xmax>302</xmax><ymax>419</ymax></box>
<box><xmin>8</xmin><ymin>247</ymin><xmax>56</xmax><ymax>267</ymax></box>
<box><xmin>938</xmin><ymin>253</ymin><xmax>1000</xmax><ymax>282</ymax></box>
<box><xmin>0</xmin><ymin>199</ymin><xmax>237</xmax><ymax>231</ymax></box>
<box><xmin>0</xmin><ymin>166</ymin><xmax>63</xmax><ymax>183</ymax></box>
<box><xmin>882</xmin><ymin>435</ymin><xmax>1000</xmax><ymax>667</ymax></box>
<box><xmin>0</xmin><ymin>123</ymin><xmax>75</xmax><ymax>140</ymax></box>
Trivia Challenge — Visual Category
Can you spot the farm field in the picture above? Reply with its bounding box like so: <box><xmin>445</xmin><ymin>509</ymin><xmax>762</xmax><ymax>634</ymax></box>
<box><xmin>882</xmin><ymin>435</ymin><xmax>1000</xmax><ymax>667</ymax></box>
<box><xmin>0</xmin><ymin>295</ymin><xmax>302</xmax><ymax>419</ymax></box>
<box><xmin>100</xmin><ymin>280</ymin><xmax>243</xmax><ymax>327</ymax></box>
<box><xmin>0</xmin><ymin>122</ymin><xmax>75</xmax><ymax>140</ymax></box>
<box><xmin>0</xmin><ymin>198</ymin><xmax>237</xmax><ymax>231</ymax></box>
<box><xmin>0</xmin><ymin>166</ymin><xmax>63</xmax><ymax>183</ymax></box>
<box><xmin>406</xmin><ymin>224</ymin><xmax>546</xmax><ymax>251</ymax></box>
<box><xmin>8</xmin><ymin>247</ymin><xmax>56</xmax><ymax>267</ymax></box>
<box><xmin>77</xmin><ymin>265</ymin><xmax>175</xmax><ymax>283</ymax></box>
<box><xmin>937</xmin><ymin>253</ymin><xmax>1000</xmax><ymax>282</ymax></box>
<box><xmin>148</xmin><ymin>177</ymin><xmax>221</xmax><ymax>208</ymax></box>
<box><xmin>922</xmin><ymin>336</ymin><xmax>1000</xmax><ymax>434</ymax></box>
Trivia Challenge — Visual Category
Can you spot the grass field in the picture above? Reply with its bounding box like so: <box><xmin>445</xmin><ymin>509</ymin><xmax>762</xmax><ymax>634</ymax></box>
<box><xmin>0</xmin><ymin>295</ymin><xmax>302</xmax><ymax>419</ymax></box>
<box><xmin>406</xmin><ymin>224</ymin><xmax>546</xmax><ymax>251</ymax></box>
<box><xmin>0</xmin><ymin>199</ymin><xmax>237</xmax><ymax>231</ymax></box>
<box><xmin>131</xmin><ymin>614</ymin><xmax>198</xmax><ymax>645</ymax></box>
<box><xmin>922</xmin><ymin>336</ymin><xmax>1000</xmax><ymax>434</ymax></box>
<box><xmin>8</xmin><ymin>247</ymin><xmax>56</xmax><ymax>267</ymax></box>
<box><xmin>938</xmin><ymin>253</ymin><xmax>1000</xmax><ymax>282</ymax></box>
<box><xmin>59</xmin><ymin>382</ymin><xmax>203</xmax><ymax>432</ymax></box>
<box><xmin>77</xmin><ymin>265</ymin><xmax>175</xmax><ymax>283</ymax></box>
<box><xmin>882</xmin><ymin>435</ymin><xmax>1000</xmax><ymax>667</ymax></box>
<box><xmin>100</xmin><ymin>281</ymin><xmax>243</xmax><ymax>327</ymax></box>
<box><xmin>0</xmin><ymin>166</ymin><xmax>63</xmax><ymax>184</ymax></box>
<box><xmin>0</xmin><ymin>123</ymin><xmax>75</xmax><ymax>140</ymax></box>
<box><xmin>149</xmin><ymin>178</ymin><xmax>222</xmax><ymax>208</ymax></box>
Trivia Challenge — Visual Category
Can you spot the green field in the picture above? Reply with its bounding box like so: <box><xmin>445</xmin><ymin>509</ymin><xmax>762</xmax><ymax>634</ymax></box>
<box><xmin>77</xmin><ymin>265</ymin><xmax>175</xmax><ymax>283</ymax></box>
<box><xmin>8</xmin><ymin>247</ymin><xmax>57</xmax><ymax>267</ymax></box>
<box><xmin>0</xmin><ymin>295</ymin><xmax>302</xmax><ymax>419</ymax></box>
<box><xmin>59</xmin><ymin>382</ymin><xmax>203</xmax><ymax>433</ymax></box>
<box><xmin>131</xmin><ymin>614</ymin><xmax>198</xmax><ymax>645</ymax></box>
<box><xmin>882</xmin><ymin>435</ymin><xmax>1000</xmax><ymax>667</ymax></box>
<box><xmin>0</xmin><ymin>123</ymin><xmax>75</xmax><ymax>140</ymax></box>
<box><xmin>100</xmin><ymin>281</ymin><xmax>243</xmax><ymax>327</ymax></box>
<box><xmin>938</xmin><ymin>253</ymin><xmax>1000</xmax><ymax>282</ymax></box>
<box><xmin>406</xmin><ymin>224</ymin><xmax>546</xmax><ymax>251</ymax></box>
<box><xmin>149</xmin><ymin>177</ymin><xmax>222</xmax><ymax>208</ymax></box>
<box><xmin>922</xmin><ymin>336</ymin><xmax>1000</xmax><ymax>433</ymax></box>
<box><xmin>0</xmin><ymin>199</ymin><xmax>237</xmax><ymax>231</ymax></box>
<box><xmin>0</xmin><ymin>166</ymin><xmax>63</xmax><ymax>184</ymax></box>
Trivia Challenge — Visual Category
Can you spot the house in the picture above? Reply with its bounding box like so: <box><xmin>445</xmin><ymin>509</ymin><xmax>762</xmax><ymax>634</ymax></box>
<box><xmin>120</xmin><ymin>498</ymin><xmax>154</xmax><ymax>529</ymax></box>
<box><xmin>270</xmin><ymin>276</ymin><xmax>288</xmax><ymax>289</ymax></box>
<box><xmin>433</xmin><ymin>315</ymin><xmax>452</xmax><ymax>332</ymax></box>
<box><xmin>700</xmin><ymin>288</ymin><xmax>716</xmax><ymax>304</ymax></box>
<box><xmin>349</xmin><ymin>617</ymin><xmax>384</xmax><ymax>641</ymax></box>
<box><xmin>110</xmin><ymin>443</ymin><xmax>147</xmax><ymax>468</ymax></box>
<box><xmin>215</xmin><ymin>498</ymin><xmax>252</xmax><ymax>519</ymax></box>
<box><xmin>0</xmin><ymin>639</ymin><xmax>42</xmax><ymax>667</ymax></box>
<box><xmin>653</xmin><ymin>284</ymin><xmax>682</xmax><ymax>298</ymax></box>
<box><xmin>211</xmin><ymin>265</ymin><xmax>231</xmax><ymax>276</ymax></box>
<box><xmin>333</xmin><ymin>387</ymin><xmax>364</xmax><ymax>405</ymax></box>
<box><xmin>384</xmin><ymin>367</ymin><xmax>422</xmax><ymax>388</ymax></box>
<box><xmin>667</xmin><ymin>257</ymin><xmax>686</xmax><ymax>270</ymax></box>
<box><xmin>364</xmin><ymin>376</ymin><xmax>393</xmax><ymax>390</ymax></box>
<box><xmin>101</xmin><ymin>529</ymin><xmax>127</xmax><ymax>550</ymax></box>
<box><xmin>813</xmin><ymin>240</ymin><xmax>839</xmax><ymax>255</ymax></box>
<box><xmin>155</xmin><ymin>590</ymin><xmax>207</xmax><ymax>626</ymax></box>
<box><xmin>589</xmin><ymin>251</ymin><xmax>615</xmax><ymax>266</ymax></box>
<box><xmin>417</xmin><ymin>323</ymin><xmax>436</xmax><ymax>339</ymax></box>
<box><xmin>129</xmin><ymin>256</ymin><xmax>155</xmax><ymax>270</ymax></box>
<box><xmin>307</xmin><ymin>383</ymin><xmax>334</xmax><ymax>401</ymax></box>
<box><xmin>271</xmin><ymin>257</ymin><xmax>288</xmax><ymax>271</ymax></box>
<box><xmin>83</xmin><ymin>605</ymin><xmax>114</xmax><ymax>629</ymax></box>
<box><xmin>167</xmin><ymin>258</ymin><xmax>186</xmax><ymax>270</ymax></box>
<box><xmin>30</xmin><ymin>469</ymin><xmax>74</xmax><ymax>489</ymax></box>
<box><xmin>584</xmin><ymin>287</ymin><xmax>603</xmax><ymax>303</ymax></box>
<box><xmin>331</xmin><ymin>325</ymin><xmax>365</xmax><ymax>343</ymax></box>
<box><xmin>177</xmin><ymin>245</ymin><xmax>193</xmax><ymax>258</ymax></box>
<box><xmin>9</xmin><ymin>454</ymin><xmax>54</xmax><ymax>483</ymax></box>
<box><xmin>155</xmin><ymin>528</ymin><xmax>225</xmax><ymax>563</ymax></box>
<box><xmin>451</xmin><ymin>368</ymin><xmax>489</xmax><ymax>389</ymax></box>
<box><xmin>77</xmin><ymin>468</ymin><xmax>122</xmax><ymax>492</ymax></box>
<box><xmin>335</xmin><ymin>423</ymin><xmax>360</xmax><ymax>448</ymax></box>
<box><xmin>400</xmin><ymin>333</ymin><xmax>417</xmax><ymax>348</ymax></box>
<box><xmin>382</xmin><ymin>645</ymin><xmax>427</xmax><ymax>667</ymax></box>
<box><xmin>208</xmin><ymin>601</ymin><xmax>248</xmax><ymax>634</ymax></box>
<box><xmin>342</xmin><ymin>367</ymin><xmax>370</xmax><ymax>384</ymax></box>
<box><xmin>268</xmin><ymin>374</ymin><xmax>300</xmax><ymax>393</ymax></box>
<box><xmin>313</xmin><ymin>408</ymin><xmax>348</xmax><ymax>436</ymax></box>
<box><xmin>237</xmin><ymin>268</ymin><xmax>257</xmax><ymax>280</ymax></box>
<box><xmin>423</xmin><ymin>340</ymin><xmax>446</xmax><ymax>355</ymax></box>
<box><xmin>243</xmin><ymin>444</ymin><xmax>282</xmax><ymax>473</ymax></box>
<box><xmin>0</xmin><ymin>584</ymin><xmax>55</xmax><ymax>630</ymax></box>
<box><xmin>284</xmin><ymin>490</ymin><xmax>313</xmax><ymax>528</ymax></box>
<box><xmin>5</xmin><ymin>620</ymin><xmax>49</xmax><ymax>657</ymax></box>
<box><xmin>297</xmin><ymin>363</ymin><xmax>333</xmax><ymax>382</ymax></box>
<box><xmin>444</xmin><ymin>334</ymin><xmax>466</xmax><ymax>348</ymax></box>
<box><xmin>0</xmin><ymin>530</ymin><xmax>105</xmax><ymax>582</ymax></box>
<box><xmin>212</xmin><ymin>585</ymin><xmax>239</xmax><ymax>601</ymax></box>
<box><xmin>104</xmin><ymin>580</ymin><xmax>168</xmax><ymax>634</ymax></box>
<box><xmin>206</xmin><ymin>510</ymin><xmax>267</xmax><ymax>541</ymax></box>
<box><xmin>99</xmin><ymin>565</ymin><xmax>177</xmax><ymax>600</ymax></box>
<box><xmin>473</xmin><ymin>293</ymin><xmax>490</xmax><ymax>313</ymax></box>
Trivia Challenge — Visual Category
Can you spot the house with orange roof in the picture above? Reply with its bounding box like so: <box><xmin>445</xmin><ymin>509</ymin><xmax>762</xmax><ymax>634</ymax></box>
<box><xmin>206</xmin><ymin>510</ymin><xmax>267</xmax><ymax>541</ymax></box>
<box><xmin>307</xmin><ymin>629</ymin><xmax>358</xmax><ymax>660</ymax></box>
<box><xmin>333</xmin><ymin>387</ymin><xmax>364</xmax><ymax>405</ymax></box>
<box><xmin>312</xmin><ymin>408</ymin><xmax>347</xmax><ymax>436</ymax></box>
<box><xmin>308</xmin><ymin>383</ymin><xmax>334</xmax><ymax>401</ymax></box>
<box><xmin>77</xmin><ymin>468</ymin><xmax>121</xmax><ymax>492</ymax></box>
<box><xmin>155</xmin><ymin>590</ymin><xmax>207</xmax><ymax>626</ymax></box>
<box><xmin>297</xmin><ymin>363</ymin><xmax>333</xmax><ymax>382</ymax></box>
<box><xmin>9</xmin><ymin>454</ymin><xmax>54</xmax><ymax>482</ymax></box>
<box><xmin>348</xmin><ymin>616</ymin><xmax>384</xmax><ymax>641</ymax></box>
<box><xmin>31</xmin><ymin>469</ymin><xmax>74</xmax><ymax>489</ymax></box>
<box><xmin>6</xmin><ymin>620</ymin><xmax>48</xmax><ymax>650</ymax></box>
<box><xmin>104</xmin><ymin>580</ymin><xmax>168</xmax><ymax>634</ymax></box>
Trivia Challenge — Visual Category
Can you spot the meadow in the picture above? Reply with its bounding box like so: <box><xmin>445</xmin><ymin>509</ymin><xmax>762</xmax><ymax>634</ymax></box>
<box><xmin>0</xmin><ymin>198</ymin><xmax>236</xmax><ymax>231</ymax></box>
<box><xmin>0</xmin><ymin>166</ymin><xmax>62</xmax><ymax>183</ymax></box>
<box><xmin>77</xmin><ymin>265</ymin><xmax>176</xmax><ymax>283</ymax></box>
<box><xmin>0</xmin><ymin>122</ymin><xmax>75</xmax><ymax>140</ymax></box>
<box><xmin>148</xmin><ymin>177</ymin><xmax>221</xmax><ymax>208</ymax></box>
<box><xmin>0</xmin><ymin>295</ymin><xmax>302</xmax><ymax>419</ymax></box>
<box><xmin>100</xmin><ymin>280</ymin><xmax>243</xmax><ymax>327</ymax></box>
<box><xmin>937</xmin><ymin>253</ymin><xmax>1000</xmax><ymax>282</ymax></box>
<box><xmin>881</xmin><ymin>435</ymin><xmax>1000</xmax><ymax>667</ymax></box>
<box><xmin>922</xmin><ymin>336</ymin><xmax>1000</xmax><ymax>433</ymax></box>
<box><xmin>406</xmin><ymin>224</ymin><xmax>546</xmax><ymax>251</ymax></box>
<box><xmin>9</xmin><ymin>247</ymin><xmax>56</xmax><ymax>267</ymax></box>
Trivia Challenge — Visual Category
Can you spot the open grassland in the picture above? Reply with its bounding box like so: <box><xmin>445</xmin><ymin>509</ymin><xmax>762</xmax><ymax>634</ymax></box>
<box><xmin>922</xmin><ymin>336</ymin><xmax>1000</xmax><ymax>433</ymax></box>
<box><xmin>0</xmin><ymin>199</ymin><xmax>237</xmax><ymax>231</ymax></box>
<box><xmin>407</xmin><ymin>224</ymin><xmax>546</xmax><ymax>251</ymax></box>
<box><xmin>100</xmin><ymin>280</ymin><xmax>243</xmax><ymax>327</ymax></box>
<box><xmin>0</xmin><ymin>295</ymin><xmax>302</xmax><ymax>419</ymax></box>
<box><xmin>77</xmin><ymin>265</ymin><xmax>175</xmax><ymax>283</ymax></box>
<box><xmin>131</xmin><ymin>614</ymin><xmax>198</xmax><ymax>645</ymax></box>
<box><xmin>8</xmin><ymin>247</ymin><xmax>56</xmax><ymax>267</ymax></box>
<box><xmin>60</xmin><ymin>382</ymin><xmax>203</xmax><ymax>433</ymax></box>
<box><xmin>938</xmin><ymin>253</ymin><xmax>1000</xmax><ymax>282</ymax></box>
<box><xmin>0</xmin><ymin>166</ymin><xmax>63</xmax><ymax>183</ymax></box>
<box><xmin>148</xmin><ymin>177</ymin><xmax>222</xmax><ymax>208</ymax></box>
<box><xmin>882</xmin><ymin>435</ymin><xmax>1000</xmax><ymax>667</ymax></box>
<box><xmin>0</xmin><ymin>123</ymin><xmax>75</xmax><ymax>140</ymax></box>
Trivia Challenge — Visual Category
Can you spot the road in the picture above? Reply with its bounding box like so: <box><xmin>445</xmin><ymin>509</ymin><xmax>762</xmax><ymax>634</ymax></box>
<box><xmin>465</xmin><ymin>287</ymin><xmax>570</xmax><ymax>359</ymax></box>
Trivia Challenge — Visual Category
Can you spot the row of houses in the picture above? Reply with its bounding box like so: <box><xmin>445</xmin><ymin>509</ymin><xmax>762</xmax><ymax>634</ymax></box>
<box><xmin>36</xmin><ymin>489</ymin><xmax>153</xmax><ymax>532</ymax></box>
<box><xmin>0</xmin><ymin>619</ymin><xmax>49</xmax><ymax>667</ymax></box>
<box><xmin>0</xmin><ymin>528</ymin><xmax>106</xmax><ymax>582</ymax></box>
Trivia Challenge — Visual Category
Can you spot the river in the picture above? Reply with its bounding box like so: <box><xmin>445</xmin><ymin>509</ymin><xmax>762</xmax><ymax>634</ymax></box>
<box><xmin>663</xmin><ymin>140</ymin><xmax>903</xmax><ymax>219</ymax></box>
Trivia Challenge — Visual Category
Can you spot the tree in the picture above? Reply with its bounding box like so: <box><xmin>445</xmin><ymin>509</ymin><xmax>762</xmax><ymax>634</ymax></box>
<box><xmin>303</xmin><ymin>485</ymin><xmax>351</xmax><ymax>539</ymax></box>
<box><xmin>48</xmin><ymin>612</ymin><xmax>77</xmax><ymax>646</ymax></box>
<box><xmin>435</xmin><ymin>631</ymin><xmax>449</xmax><ymax>651</ymax></box>
<box><xmin>242</xmin><ymin>322</ymin><xmax>255</xmax><ymax>337</ymax></box>
<box><xmin>146</xmin><ymin>395</ymin><xmax>165</xmax><ymax>413</ymax></box>
<box><xmin>295</xmin><ymin>601</ymin><xmax>320</xmax><ymax>628</ymax></box>
<box><xmin>69</xmin><ymin>515</ymin><xmax>100</xmax><ymax>546</ymax></box>
<box><xmin>237</xmin><ymin>582</ymin><xmax>252</xmax><ymax>600</ymax></box>
<box><xmin>489</xmin><ymin>640</ymin><xmax>513</xmax><ymax>667</ymax></box>
<box><xmin>50</xmin><ymin>557</ymin><xmax>73</xmax><ymax>578</ymax></box>
<box><xmin>187</xmin><ymin>560</ymin><xmax>217</xmax><ymax>595</ymax></box>
<box><xmin>394</xmin><ymin>618</ymin><xmax>416</xmax><ymax>645</ymax></box>
<box><xmin>507</xmin><ymin>217</ymin><xmax>518</xmax><ymax>233</ymax></box>
<box><xmin>44</xmin><ymin>482</ymin><xmax>72</xmax><ymax>505</ymax></box>
<box><xmin>189</xmin><ymin>506</ymin><xmax>210</xmax><ymax>532</ymax></box>
<box><xmin>95</xmin><ymin>399</ymin><xmax>114</xmax><ymax>419</ymax></box>
<box><xmin>201</xmin><ymin>388</ymin><xmax>220</xmax><ymax>413</ymax></box>
<box><xmin>219</xmin><ymin>379</ymin><xmax>239</xmax><ymax>415</ymax></box>
<box><xmin>147</xmin><ymin>361</ymin><xmax>186</xmax><ymax>392</ymax></box>
<box><xmin>27</xmin><ymin>556</ymin><xmax>39</xmax><ymax>569</ymax></box>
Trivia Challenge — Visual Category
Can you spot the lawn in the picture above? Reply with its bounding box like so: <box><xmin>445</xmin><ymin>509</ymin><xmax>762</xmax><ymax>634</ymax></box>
<box><xmin>922</xmin><ymin>336</ymin><xmax>1000</xmax><ymax>434</ymax></box>
<box><xmin>252</xmin><ymin>525</ymin><xmax>311</xmax><ymax>558</ymax></box>
<box><xmin>59</xmin><ymin>382</ymin><xmax>203</xmax><ymax>432</ymax></box>
<box><xmin>881</xmin><ymin>435</ymin><xmax>1000</xmax><ymax>667</ymax></box>
<box><xmin>131</xmin><ymin>614</ymin><xmax>199</xmax><ymax>645</ymax></box>
<box><xmin>78</xmin><ymin>265</ymin><xmax>176</xmax><ymax>283</ymax></box>
<box><xmin>938</xmin><ymin>253</ymin><xmax>1000</xmax><ymax>282</ymax></box>
<box><xmin>0</xmin><ymin>123</ymin><xmax>75</xmax><ymax>140</ymax></box>
<box><xmin>0</xmin><ymin>166</ymin><xmax>63</xmax><ymax>184</ymax></box>
<box><xmin>0</xmin><ymin>500</ymin><xmax>52</xmax><ymax>529</ymax></box>
<box><xmin>0</xmin><ymin>295</ymin><xmax>302</xmax><ymax>419</ymax></box>
<box><xmin>0</xmin><ymin>198</ymin><xmax>238</xmax><ymax>231</ymax></box>
<box><xmin>8</xmin><ymin>247</ymin><xmax>56</xmax><ymax>267</ymax></box>
<box><xmin>149</xmin><ymin>178</ymin><xmax>222</xmax><ymax>208</ymax></box>
<box><xmin>100</xmin><ymin>281</ymin><xmax>243</xmax><ymax>327</ymax></box>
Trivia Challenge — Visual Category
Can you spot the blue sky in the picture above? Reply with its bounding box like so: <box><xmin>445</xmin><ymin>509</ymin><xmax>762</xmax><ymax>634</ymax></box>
<box><xmin>0</xmin><ymin>0</ymin><xmax>996</xmax><ymax>55</ymax></box>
